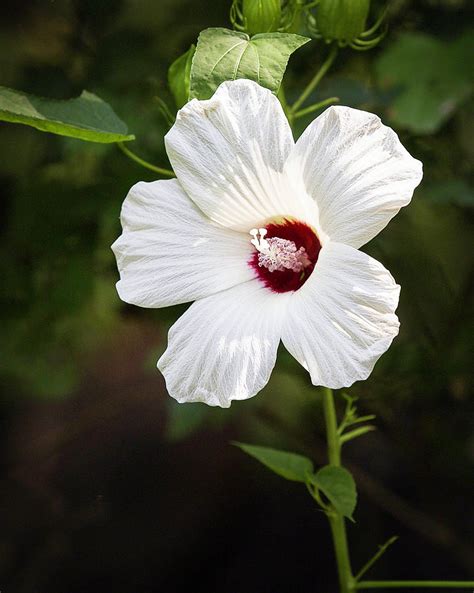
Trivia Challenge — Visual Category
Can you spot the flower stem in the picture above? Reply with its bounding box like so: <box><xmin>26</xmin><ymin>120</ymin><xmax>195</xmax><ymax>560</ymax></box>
<box><xmin>323</xmin><ymin>387</ymin><xmax>341</xmax><ymax>466</ymax></box>
<box><xmin>328</xmin><ymin>511</ymin><xmax>355</xmax><ymax>593</ymax></box>
<box><xmin>322</xmin><ymin>387</ymin><xmax>355</xmax><ymax>593</ymax></box>
<box><xmin>117</xmin><ymin>142</ymin><xmax>174</xmax><ymax>177</ymax></box>
<box><xmin>321</xmin><ymin>390</ymin><xmax>474</xmax><ymax>592</ymax></box>
<box><xmin>290</xmin><ymin>44</ymin><xmax>338</xmax><ymax>114</ymax></box>
<box><xmin>356</xmin><ymin>582</ymin><xmax>474</xmax><ymax>589</ymax></box>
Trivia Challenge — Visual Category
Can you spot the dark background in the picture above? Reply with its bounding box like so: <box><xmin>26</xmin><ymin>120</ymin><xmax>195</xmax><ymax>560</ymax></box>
<box><xmin>0</xmin><ymin>1</ymin><xmax>473</xmax><ymax>591</ymax></box>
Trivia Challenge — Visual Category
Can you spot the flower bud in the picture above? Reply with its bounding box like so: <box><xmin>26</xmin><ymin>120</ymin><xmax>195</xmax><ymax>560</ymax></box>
<box><xmin>316</xmin><ymin>0</ymin><xmax>370</xmax><ymax>44</ymax></box>
<box><xmin>242</xmin><ymin>0</ymin><xmax>281</xmax><ymax>35</ymax></box>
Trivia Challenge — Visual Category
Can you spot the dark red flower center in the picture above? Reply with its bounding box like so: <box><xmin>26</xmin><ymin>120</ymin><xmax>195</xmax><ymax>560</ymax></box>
<box><xmin>249</xmin><ymin>218</ymin><xmax>321</xmax><ymax>293</ymax></box>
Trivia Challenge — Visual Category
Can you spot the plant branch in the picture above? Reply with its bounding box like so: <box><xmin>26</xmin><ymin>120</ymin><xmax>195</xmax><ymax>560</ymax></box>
<box><xmin>290</xmin><ymin>44</ymin><xmax>338</xmax><ymax>114</ymax></box>
<box><xmin>293</xmin><ymin>96</ymin><xmax>339</xmax><ymax>119</ymax></box>
<box><xmin>322</xmin><ymin>387</ymin><xmax>354</xmax><ymax>593</ymax></box>
<box><xmin>355</xmin><ymin>536</ymin><xmax>399</xmax><ymax>581</ymax></box>
<box><xmin>323</xmin><ymin>387</ymin><xmax>341</xmax><ymax>466</ymax></box>
<box><xmin>254</xmin><ymin>407</ymin><xmax>474</xmax><ymax>572</ymax></box>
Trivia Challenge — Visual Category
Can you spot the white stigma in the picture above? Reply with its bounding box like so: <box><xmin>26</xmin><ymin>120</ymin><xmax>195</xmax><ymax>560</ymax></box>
<box><xmin>249</xmin><ymin>228</ymin><xmax>311</xmax><ymax>273</ymax></box>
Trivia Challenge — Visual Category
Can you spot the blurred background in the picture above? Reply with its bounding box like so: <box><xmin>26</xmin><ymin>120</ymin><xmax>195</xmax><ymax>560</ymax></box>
<box><xmin>0</xmin><ymin>0</ymin><xmax>473</xmax><ymax>591</ymax></box>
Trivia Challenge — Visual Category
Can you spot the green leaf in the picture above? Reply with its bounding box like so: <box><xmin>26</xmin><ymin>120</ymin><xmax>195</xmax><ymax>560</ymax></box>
<box><xmin>0</xmin><ymin>86</ymin><xmax>135</xmax><ymax>143</ymax></box>
<box><xmin>311</xmin><ymin>465</ymin><xmax>357</xmax><ymax>520</ymax></box>
<box><xmin>375</xmin><ymin>31</ymin><xmax>474</xmax><ymax>134</ymax></box>
<box><xmin>168</xmin><ymin>44</ymin><xmax>195</xmax><ymax>108</ymax></box>
<box><xmin>233</xmin><ymin>442</ymin><xmax>314</xmax><ymax>482</ymax></box>
<box><xmin>189</xmin><ymin>27</ymin><xmax>310</xmax><ymax>100</ymax></box>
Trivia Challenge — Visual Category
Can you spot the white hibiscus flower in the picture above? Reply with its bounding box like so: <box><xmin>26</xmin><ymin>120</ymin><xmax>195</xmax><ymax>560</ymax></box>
<box><xmin>112</xmin><ymin>79</ymin><xmax>422</xmax><ymax>408</ymax></box>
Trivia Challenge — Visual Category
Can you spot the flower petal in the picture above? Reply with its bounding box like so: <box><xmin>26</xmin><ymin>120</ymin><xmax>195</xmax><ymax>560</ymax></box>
<box><xmin>281</xmin><ymin>242</ymin><xmax>400</xmax><ymax>388</ymax></box>
<box><xmin>158</xmin><ymin>281</ymin><xmax>290</xmax><ymax>407</ymax></box>
<box><xmin>288</xmin><ymin>106</ymin><xmax>423</xmax><ymax>248</ymax></box>
<box><xmin>165</xmin><ymin>79</ymin><xmax>317</xmax><ymax>231</ymax></box>
<box><xmin>112</xmin><ymin>179</ymin><xmax>255</xmax><ymax>307</ymax></box>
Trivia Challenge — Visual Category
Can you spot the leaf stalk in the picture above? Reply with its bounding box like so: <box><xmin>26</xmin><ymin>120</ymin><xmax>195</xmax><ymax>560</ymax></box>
<box><xmin>117</xmin><ymin>142</ymin><xmax>174</xmax><ymax>177</ymax></box>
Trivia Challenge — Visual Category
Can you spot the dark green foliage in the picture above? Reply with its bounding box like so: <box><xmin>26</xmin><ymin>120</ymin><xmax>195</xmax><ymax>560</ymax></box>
<box><xmin>376</xmin><ymin>30</ymin><xmax>474</xmax><ymax>134</ymax></box>
<box><xmin>0</xmin><ymin>87</ymin><xmax>134</xmax><ymax>142</ymax></box>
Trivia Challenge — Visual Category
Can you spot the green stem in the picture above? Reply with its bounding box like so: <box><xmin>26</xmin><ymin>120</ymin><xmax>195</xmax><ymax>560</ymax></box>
<box><xmin>328</xmin><ymin>512</ymin><xmax>355</xmax><ymax>593</ymax></box>
<box><xmin>322</xmin><ymin>387</ymin><xmax>354</xmax><ymax>593</ymax></box>
<box><xmin>293</xmin><ymin>96</ymin><xmax>339</xmax><ymax>119</ymax></box>
<box><xmin>321</xmin><ymin>391</ymin><xmax>473</xmax><ymax>593</ymax></box>
<box><xmin>356</xmin><ymin>582</ymin><xmax>474</xmax><ymax>589</ymax></box>
<box><xmin>117</xmin><ymin>142</ymin><xmax>174</xmax><ymax>177</ymax></box>
<box><xmin>290</xmin><ymin>44</ymin><xmax>338</xmax><ymax>114</ymax></box>
<box><xmin>323</xmin><ymin>387</ymin><xmax>341</xmax><ymax>465</ymax></box>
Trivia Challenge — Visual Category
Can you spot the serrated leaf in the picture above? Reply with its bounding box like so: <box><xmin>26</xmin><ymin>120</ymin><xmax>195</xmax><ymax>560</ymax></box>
<box><xmin>233</xmin><ymin>442</ymin><xmax>314</xmax><ymax>482</ymax></box>
<box><xmin>0</xmin><ymin>86</ymin><xmax>135</xmax><ymax>143</ymax></box>
<box><xmin>190</xmin><ymin>27</ymin><xmax>310</xmax><ymax>100</ymax></box>
<box><xmin>168</xmin><ymin>44</ymin><xmax>195</xmax><ymax>108</ymax></box>
<box><xmin>311</xmin><ymin>465</ymin><xmax>357</xmax><ymax>519</ymax></box>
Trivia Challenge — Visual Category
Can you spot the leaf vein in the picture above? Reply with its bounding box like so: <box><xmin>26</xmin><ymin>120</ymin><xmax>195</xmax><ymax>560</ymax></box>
<box><xmin>210</xmin><ymin>40</ymin><xmax>247</xmax><ymax>77</ymax></box>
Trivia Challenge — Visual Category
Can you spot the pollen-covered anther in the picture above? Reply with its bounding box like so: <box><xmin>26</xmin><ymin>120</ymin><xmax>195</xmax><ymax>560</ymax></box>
<box><xmin>250</xmin><ymin>228</ymin><xmax>312</xmax><ymax>273</ymax></box>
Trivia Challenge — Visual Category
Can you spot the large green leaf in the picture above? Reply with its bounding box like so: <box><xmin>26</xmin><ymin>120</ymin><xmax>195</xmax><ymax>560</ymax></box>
<box><xmin>375</xmin><ymin>31</ymin><xmax>474</xmax><ymax>134</ymax></box>
<box><xmin>190</xmin><ymin>27</ymin><xmax>310</xmax><ymax>100</ymax></box>
<box><xmin>311</xmin><ymin>465</ymin><xmax>357</xmax><ymax>520</ymax></box>
<box><xmin>0</xmin><ymin>86</ymin><xmax>135</xmax><ymax>143</ymax></box>
<box><xmin>168</xmin><ymin>44</ymin><xmax>195</xmax><ymax>109</ymax></box>
<box><xmin>234</xmin><ymin>442</ymin><xmax>314</xmax><ymax>482</ymax></box>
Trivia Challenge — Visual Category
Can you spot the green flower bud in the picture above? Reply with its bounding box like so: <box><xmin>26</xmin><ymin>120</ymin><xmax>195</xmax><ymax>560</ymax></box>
<box><xmin>242</xmin><ymin>0</ymin><xmax>281</xmax><ymax>35</ymax></box>
<box><xmin>316</xmin><ymin>0</ymin><xmax>370</xmax><ymax>44</ymax></box>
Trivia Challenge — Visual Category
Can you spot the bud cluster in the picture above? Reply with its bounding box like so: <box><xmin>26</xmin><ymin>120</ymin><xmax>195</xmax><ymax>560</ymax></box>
<box><xmin>307</xmin><ymin>0</ymin><xmax>387</xmax><ymax>50</ymax></box>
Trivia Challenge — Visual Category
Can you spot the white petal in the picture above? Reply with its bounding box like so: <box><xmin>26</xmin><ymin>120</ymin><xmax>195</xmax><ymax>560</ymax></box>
<box><xmin>282</xmin><ymin>242</ymin><xmax>400</xmax><ymax>388</ymax></box>
<box><xmin>165</xmin><ymin>79</ymin><xmax>317</xmax><ymax>231</ymax></box>
<box><xmin>158</xmin><ymin>281</ymin><xmax>290</xmax><ymax>407</ymax></box>
<box><xmin>289</xmin><ymin>106</ymin><xmax>423</xmax><ymax>248</ymax></box>
<box><xmin>112</xmin><ymin>179</ymin><xmax>255</xmax><ymax>307</ymax></box>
